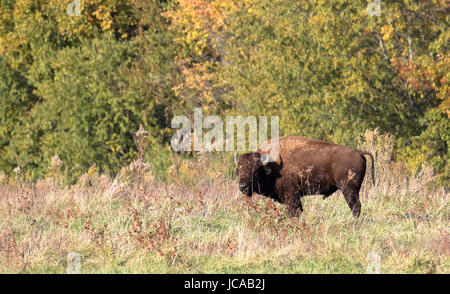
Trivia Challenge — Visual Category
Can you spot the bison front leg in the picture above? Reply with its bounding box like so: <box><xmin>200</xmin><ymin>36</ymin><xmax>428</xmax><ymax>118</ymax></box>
<box><xmin>277</xmin><ymin>175</ymin><xmax>303</xmax><ymax>217</ymax></box>
<box><xmin>286</xmin><ymin>194</ymin><xmax>303</xmax><ymax>218</ymax></box>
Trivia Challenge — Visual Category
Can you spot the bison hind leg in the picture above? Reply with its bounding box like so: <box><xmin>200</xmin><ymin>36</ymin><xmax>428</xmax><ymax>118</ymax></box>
<box><xmin>341</xmin><ymin>186</ymin><xmax>361</xmax><ymax>219</ymax></box>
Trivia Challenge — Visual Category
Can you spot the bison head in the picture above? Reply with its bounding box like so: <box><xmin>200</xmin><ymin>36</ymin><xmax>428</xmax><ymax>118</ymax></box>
<box><xmin>234</xmin><ymin>151</ymin><xmax>274</xmax><ymax>196</ymax></box>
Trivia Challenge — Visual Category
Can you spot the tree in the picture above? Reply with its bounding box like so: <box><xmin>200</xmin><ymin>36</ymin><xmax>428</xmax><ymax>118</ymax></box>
<box><xmin>0</xmin><ymin>0</ymin><xmax>179</xmax><ymax>181</ymax></box>
<box><xmin>165</xmin><ymin>0</ymin><xmax>449</xmax><ymax>181</ymax></box>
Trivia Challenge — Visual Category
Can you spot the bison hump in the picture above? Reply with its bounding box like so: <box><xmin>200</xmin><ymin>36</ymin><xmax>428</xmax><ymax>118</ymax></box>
<box><xmin>258</xmin><ymin>136</ymin><xmax>328</xmax><ymax>165</ymax></box>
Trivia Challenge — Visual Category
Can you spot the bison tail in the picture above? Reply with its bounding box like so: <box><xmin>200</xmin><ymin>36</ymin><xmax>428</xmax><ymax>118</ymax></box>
<box><xmin>361</xmin><ymin>151</ymin><xmax>375</xmax><ymax>186</ymax></box>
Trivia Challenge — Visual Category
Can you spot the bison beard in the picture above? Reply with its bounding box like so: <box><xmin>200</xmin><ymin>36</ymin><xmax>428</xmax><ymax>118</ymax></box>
<box><xmin>235</xmin><ymin>136</ymin><xmax>375</xmax><ymax>218</ymax></box>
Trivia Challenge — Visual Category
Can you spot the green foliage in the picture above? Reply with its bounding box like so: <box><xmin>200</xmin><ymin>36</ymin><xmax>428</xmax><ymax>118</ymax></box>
<box><xmin>0</xmin><ymin>0</ymin><xmax>178</xmax><ymax>181</ymax></box>
<box><xmin>0</xmin><ymin>57</ymin><xmax>39</xmax><ymax>172</ymax></box>
<box><xmin>409</xmin><ymin>108</ymin><xmax>450</xmax><ymax>182</ymax></box>
<box><xmin>181</xmin><ymin>0</ymin><xmax>449</xmax><ymax>181</ymax></box>
<box><xmin>7</xmin><ymin>38</ymin><xmax>139</xmax><ymax>180</ymax></box>
<box><xmin>0</xmin><ymin>0</ymin><xmax>448</xmax><ymax>182</ymax></box>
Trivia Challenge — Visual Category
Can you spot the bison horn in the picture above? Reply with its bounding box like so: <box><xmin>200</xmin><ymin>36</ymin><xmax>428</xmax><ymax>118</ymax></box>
<box><xmin>234</xmin><ymin>151</ymin><xmax>239</xmax><ymax>165</ymax></box>
<box><xmin>261</xmin><ymin>153</ymin><xmax>271</xmax><ymax>166</ymax></box>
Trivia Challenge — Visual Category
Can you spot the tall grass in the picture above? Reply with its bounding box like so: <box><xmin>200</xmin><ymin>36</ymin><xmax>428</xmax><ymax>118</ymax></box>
<box><xmin>0</xmin><ymin>130</ymin><xmax>448</xmax><ymax>273</ymax></box>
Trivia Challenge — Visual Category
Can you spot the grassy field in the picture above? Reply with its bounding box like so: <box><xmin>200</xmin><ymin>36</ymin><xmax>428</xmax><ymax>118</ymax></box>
<box><xmin>0</xmin><ymin>132</ymin><xmax>448</xmax><ymax>273</ymax></box>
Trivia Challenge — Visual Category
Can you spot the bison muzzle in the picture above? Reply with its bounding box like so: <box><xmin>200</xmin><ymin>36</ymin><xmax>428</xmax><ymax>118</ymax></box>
<box><xmin>235</xmin><ymin>136</ymin><xmax>375</xmax><ymax>218</ymax></box>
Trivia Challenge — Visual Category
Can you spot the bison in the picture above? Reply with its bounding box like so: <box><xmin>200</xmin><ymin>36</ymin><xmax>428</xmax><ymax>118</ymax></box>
<box><xmin>234</xmin><ymin>136</ymin><xmax>375</xmax><ymax>218</ymax></box>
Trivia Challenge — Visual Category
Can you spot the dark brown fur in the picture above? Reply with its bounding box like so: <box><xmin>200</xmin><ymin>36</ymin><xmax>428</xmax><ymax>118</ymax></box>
<box><xmin>235</xmin><ymin>136</ymin><xmax>375</xmax><ymax>218</ymax></box>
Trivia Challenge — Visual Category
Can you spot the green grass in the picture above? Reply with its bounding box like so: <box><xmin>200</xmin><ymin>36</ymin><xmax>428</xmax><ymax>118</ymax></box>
<box><xmin>0</xmin><ymin>165</ymin><xmax>448</xmax><ymax>273</ymax></box>
<box><xmin>0</xmin><ymin>132</ymin><xmax>448</xmax><ymax>273</ymax></box>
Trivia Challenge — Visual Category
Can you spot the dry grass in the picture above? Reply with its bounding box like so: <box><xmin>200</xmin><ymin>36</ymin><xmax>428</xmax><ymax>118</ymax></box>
<box><xmin>0</xmin><ymin>130</ymin><xmax>448</xmax><ymax>273</ymax></box>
